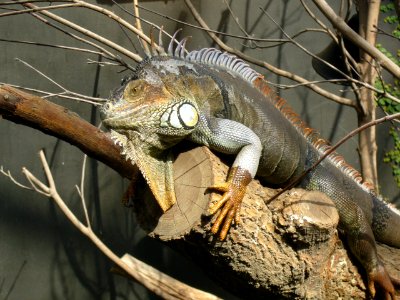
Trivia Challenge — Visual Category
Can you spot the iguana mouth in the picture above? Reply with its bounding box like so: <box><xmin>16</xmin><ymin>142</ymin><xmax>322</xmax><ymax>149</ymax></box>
<box><xmin>100</xmin><ymin>101</ymin><xmax>151</xmax><ymax>130</ymax></box>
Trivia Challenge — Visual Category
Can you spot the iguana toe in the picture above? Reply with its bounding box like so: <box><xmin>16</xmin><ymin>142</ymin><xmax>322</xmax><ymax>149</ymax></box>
<box><xmin>208</xmin><ymin>167</ymin><xmax>251</xmax><ymax>240</ymax></box>
<box><xmin>368</xmin><ymin>264</ymin><xmax>397</xmax><ymax>300</ymax></box>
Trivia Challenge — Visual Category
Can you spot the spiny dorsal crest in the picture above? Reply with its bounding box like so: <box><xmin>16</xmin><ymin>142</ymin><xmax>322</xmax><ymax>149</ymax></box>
<box><xmin>146</xmin><ymin>29</ymin><xmax>377</xmax><ymax>195</ymax></box>
<box><xmin>147</xmin><ymin>29</ymin><xmax>260</xmax><ymax>84</ymax></box>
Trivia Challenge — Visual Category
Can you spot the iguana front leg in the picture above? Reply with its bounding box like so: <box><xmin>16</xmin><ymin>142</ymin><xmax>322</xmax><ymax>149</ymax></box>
<box><xmin>189</xmin><ymin>115</ymin><xmax>262</xmax><ymax>240</ymax></box>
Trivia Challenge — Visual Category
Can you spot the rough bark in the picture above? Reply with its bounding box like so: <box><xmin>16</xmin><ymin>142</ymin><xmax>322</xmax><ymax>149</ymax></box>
<box><xmin>133</xmin><ymin>144</ymin><xmax>400</xmax><ymax>299</ymax></box>
<box><xmin>1</xmin><ymin>86</ymin><xmax>399</xmax><ymax>299</ymax></box>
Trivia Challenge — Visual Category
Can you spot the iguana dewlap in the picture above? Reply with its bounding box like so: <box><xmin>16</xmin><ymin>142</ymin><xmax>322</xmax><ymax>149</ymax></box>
<box><xmin>100</xmin><ymin>34</ymin><xmax>400</xmax><ymax>298</ymax></box>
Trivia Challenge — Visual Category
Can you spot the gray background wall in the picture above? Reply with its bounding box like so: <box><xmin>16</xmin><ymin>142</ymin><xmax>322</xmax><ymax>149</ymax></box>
<box><xmin>0</xmin><ymin>1</ymin><xmax>398</xmax><ymax>299</ymax></box>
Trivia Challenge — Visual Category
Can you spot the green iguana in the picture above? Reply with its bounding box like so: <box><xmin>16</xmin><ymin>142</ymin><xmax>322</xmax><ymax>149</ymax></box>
<box><xmin>100</xmin><ymin>32</ymin><xmax>400</xmax><ymax>298</ymax></box>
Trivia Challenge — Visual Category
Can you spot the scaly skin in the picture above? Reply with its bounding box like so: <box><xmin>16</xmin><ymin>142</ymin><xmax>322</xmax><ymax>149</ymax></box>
<box><xmin>100</xmin><ymin>49</ymin><xmax>400</xmax><ymax>298</ymax></box>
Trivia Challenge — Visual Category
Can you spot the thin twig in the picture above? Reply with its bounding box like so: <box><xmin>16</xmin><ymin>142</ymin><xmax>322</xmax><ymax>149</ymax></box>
<box><xmin>374</xmin><ymin>25</ymin><xmax>400</xmax><ymax>41</ymax></box>
<box><xmin>0</xmin><ymin>38</ymin><xmax>118</xmax><ymax>62</ymax></box>
<box><xmin>19</xmin><ymin>150</ymin><xmax>221</xmax><ymax>300</ymax></box>
<box><xmin>222</xmin><ymin>0</ymin><xmax>250</xmax><ymax>38</ymax></box>
<box><xmin>0</xmin><ymin>0</ymin><xmax>60</xmax><ymax>4</ymax></box>
<box><xmin>261</xmin><ymin>7</ymin><xmax>355</xmax><ymax>82</ymax></box>
<box><xmin>0</xmin><ymin>82</ymin><xmax>104</xmax><ymax>104</ymax></box>
<box><xmin>22</xmin><ymin>167</ymin><xmax>51</xmax><ymax>196</ymax></box>
<box><xmin>15</xmin><ymin>58</ymin><xmax>106</xmax><ymax>104</ymax></box>
<box><xmin>300</xmin><ymin>0</ymin><xmax>336</xmax><ymax>40</ymax></box>
<box><xmin>22</xmin><ymin>2</ymin><xmax>142</xmax><ymax>62</ymax></box>
<box><xmin>267</xmin><ymin>78</ymin><xmax>349</xmax><ymax>89</ymax></box>
<box><xmin>137</xmin><ymin>4</ymin><xmax>290</xmax><ymax>43</ymax></box>
<box><xmin>0</xmin><ymin>166</ymin><xmax>31</xmax><ymax>190</ymax></box>
<box><xmin>249</xmin><ymin>28</ymin><xmax>327</xmax><ymax>49</ymax></box>
<box><xmin>77</xmin><ymin>153</ymin><xmax>91</xmax><ymax>229</ymax></box>
<box><xmin>70</xmin><ymin>0</ymin><xmax>158</xmax><ymax>52</ymax></box>
<box><xmin>0</xmin><ymin>3</ymin><xmax>78</xmax><ymax>17</ymax></box>
<box><xmin>18</xmin><ymin>7</ymin><xmax>134</xmax><ymax>70</ymax></box>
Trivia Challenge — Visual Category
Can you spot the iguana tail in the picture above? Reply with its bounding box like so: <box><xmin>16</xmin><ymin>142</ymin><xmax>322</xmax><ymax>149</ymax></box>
<box><xmin>372</xmin><ymin>195</ymin><xmax>400</xmax><ymax>247</ymax></box>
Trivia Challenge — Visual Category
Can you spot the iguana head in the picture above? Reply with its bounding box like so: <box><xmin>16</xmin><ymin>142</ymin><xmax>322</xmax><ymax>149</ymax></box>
<box><xmin>100</xmin><ymin>57</ymin><xmax>200</xmax><ymax>212</ymax></box>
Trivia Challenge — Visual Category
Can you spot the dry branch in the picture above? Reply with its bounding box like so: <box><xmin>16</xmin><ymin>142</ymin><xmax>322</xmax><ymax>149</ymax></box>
<box><xmin>0</xmin><ymin>85</ymin><xmax>135</xmax><ymax>178</ymax></box>
<box><xmin>20</xmin><ymin>150</ymin><xmax>220</xmax><ymax>300</ymax></box>
<box><xmin>21</xmin><ymin>2</ymin><xmax>142</xmax><ymax>63</ymax></box>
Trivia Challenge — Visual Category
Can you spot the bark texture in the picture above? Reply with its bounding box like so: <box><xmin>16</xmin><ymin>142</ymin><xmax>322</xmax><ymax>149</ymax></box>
<box><xmin>134</xmin><ymin>145</ymin><xmax>400</xmax><ymax>299</ymax></box>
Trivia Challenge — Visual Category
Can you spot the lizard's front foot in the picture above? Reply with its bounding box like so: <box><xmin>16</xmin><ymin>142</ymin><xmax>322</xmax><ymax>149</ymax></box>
<box><xmin>208</xmin><ymin>167</ymin><xmax>252</xmax><ymax>240</ymax></box>
<box><xmin>368</xmin><ymin>263</ymin><xmax>399</xmax><ymax>299</ymax></box>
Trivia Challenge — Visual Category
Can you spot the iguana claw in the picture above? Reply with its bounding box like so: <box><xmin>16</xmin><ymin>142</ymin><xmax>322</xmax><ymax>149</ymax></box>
<box><xmin>208</xmin><ymin>167</ymin><xmax>252</xmax><ymax>240</ymax></box>
<box><xmin>368</xmin><ymin>264</ymin><xmax>399</xmax><ymax>300</ymax></box>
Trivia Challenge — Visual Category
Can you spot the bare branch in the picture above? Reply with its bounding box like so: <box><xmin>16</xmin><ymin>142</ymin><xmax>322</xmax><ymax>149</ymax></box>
<box><xmin>19</xmin><ymin>150</ymin><xmax>221</xmax><ymax>300</ymax></box>
<box><xmin>222</xmin><ymin>0</ymin><xmax>250</xmax><ymax>38</ymax></box>
<box><xmin>0</xmin><ymin>0</ymin><xmax>60</xmax><ymax>4</ymax></box>
<box><xmin>0</xmin><ymin>82</ymin><xmax>102</xmax><ymax>103</ymax></box>
<box><xmin>137</xmin><ymin>4</ymin><xmax>290</xmax><ymax>43</ymax></box>
<box><xmin>22</xmin><ymin>167</ymin><xmax>51</xmax><ymax>196</ymax></box>
<box><xmin>0</xmin><ymin>3</ymin><xmax>78</xmax><ymax>17</ymax></box>
<box><xmin>21</xmin><ymin>2</ymin><xmax>142</xmax><ymax>62</ymax></box>
<box><xmin>133</xmin><ymin>0</ymin><xmax>150</xmax><ymax>55</ymax></box>
<box><xmin>312</xmin><ymin>0</ymin><xmax>400</xmax><ymax>79</ymax></box>
<box><xmin>15</xmin><ymin>58</ymin><xmax>106</xmax><ymax>104</ymax></box>
<box><xmin>0</xmin><ymin>37</ymin><xmax>120</xmax><ymax>63</ymax></box>
<box><xmin>0</xmin><ymin>166</ymin><xmax>31</xmax><ymax>190</ymax></box>
<box><xmin>76</xmin><ymin>153</ymin><xmax>91</xmax><ymax>229</ymax></box>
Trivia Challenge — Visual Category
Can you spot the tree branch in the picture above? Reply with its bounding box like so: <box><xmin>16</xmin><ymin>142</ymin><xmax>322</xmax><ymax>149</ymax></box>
<box><xmin>19</xmin><ymin>150</ymin><xmax>220</xmax><ymax>300</ymax></box>
<box><xmin>312</xmin><ymin>0</ymin><xmax>400</xmax><ymax>79</ymax></box>
<box><xmin>0</xmin><ymin>85</ymin><xmax>135</xmax><ymax>179</ymax></box>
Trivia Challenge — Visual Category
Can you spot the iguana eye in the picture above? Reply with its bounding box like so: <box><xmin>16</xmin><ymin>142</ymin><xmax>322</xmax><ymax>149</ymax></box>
<box><xmin>160</xmin><ymin>102</ymin><xmax>198</xmax><ymax>130</ymax></box>
<box><xmin>123</xmin><ymin>80</ymin><xmax>144</xmax><ymax>102</ymax></box>
<box><xmin>178</xmin><ymin>103</ymin><xmax>198</xmax><ymax>128</ymax></box>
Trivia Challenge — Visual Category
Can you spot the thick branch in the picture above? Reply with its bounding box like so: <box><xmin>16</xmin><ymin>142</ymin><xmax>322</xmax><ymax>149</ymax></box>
<box><xmin>356</xmin><ymin>0</ymin><xmax>381</xmax><ymax>190</ymax></box>
<box><xmin>0</xmin><ymin>85</ymin><xmax>136</xmax><ymax>178</ymax></box>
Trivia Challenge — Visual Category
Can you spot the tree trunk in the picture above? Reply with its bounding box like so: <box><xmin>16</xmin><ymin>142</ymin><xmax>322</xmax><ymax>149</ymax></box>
<box><xmin>357</xmin><ymin>0</ymin><xmax>381</xmax><ymax>191</ymax></box>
